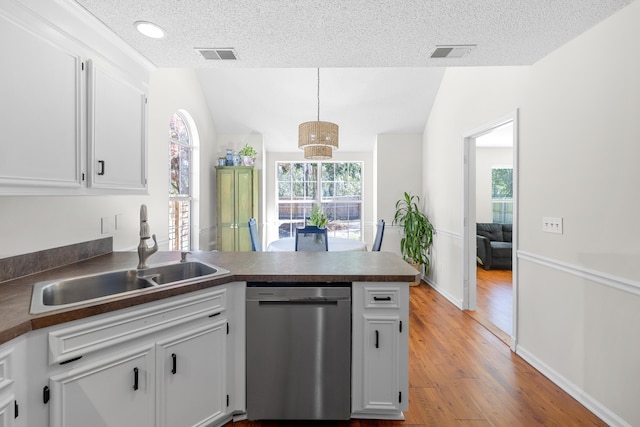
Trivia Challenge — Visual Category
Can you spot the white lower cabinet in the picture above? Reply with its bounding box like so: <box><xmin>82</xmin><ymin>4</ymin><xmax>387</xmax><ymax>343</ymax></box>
<box><xmin>37</xmin><ymin>285</ymin><xmax>240</xmax><ymax>427</ymax></box>
<box><xmin>0</xmin><ymin>337</ymin><xmax>24</xmax><ymax>427</ymax></box>
<box><xmin>49</xmin><ymin>345</ymin><xmax>155</xmax><ymax>427</ymax></box>
<box><xmin>351</xmin><ymin>282</ymin><xmax>409</xmax><ymax>419</ymax></box>
<box><xmin>156</xmin><ymin>320</ymin><xmax>227</xmax><ymax>427</ymax></box>
<box><xmin>0</xmin><ymin>394</ymin><xmax>16</xmax><ymax>427</ymax></box>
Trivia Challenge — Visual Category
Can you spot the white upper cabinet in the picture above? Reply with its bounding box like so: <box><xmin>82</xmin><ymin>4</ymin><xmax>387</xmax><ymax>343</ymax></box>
<box><xmin>0</xmin><ymin>8</ymin><xmax>84</xmax><ymax>192</ymax></box>
<box><xmin>0</xmin><ymin>0</ymin><xmax>150</xmax><ymax>195</ymax></box>
<box><xmin>87</xmin><ymin>59</ymin><xmax>147</xmax><ymax>192</ymax></box>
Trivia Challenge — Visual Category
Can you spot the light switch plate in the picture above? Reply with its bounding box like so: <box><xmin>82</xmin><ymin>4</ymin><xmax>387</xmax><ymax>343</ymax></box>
<box><xmin>101</xmin><ymin>217</ymin><xmax>113</xmax><ymax>234</ymax></box>
<box><xmin>542</xmin><ymin>216</ymin><xmax>563</xmax><ymax>234</ymax></box>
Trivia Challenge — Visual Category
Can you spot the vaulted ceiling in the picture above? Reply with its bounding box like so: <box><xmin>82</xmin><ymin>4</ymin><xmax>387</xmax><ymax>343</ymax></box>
<box><xmin>74</xmin><ymin>0</ymin><xmax>634</xmax><ymax>151</ymax></box>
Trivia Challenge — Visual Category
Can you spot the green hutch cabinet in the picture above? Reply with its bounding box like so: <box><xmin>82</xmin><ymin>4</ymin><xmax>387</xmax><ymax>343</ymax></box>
<box><xmin>216</xmin><ymin>166</ymin><xmax>258</xmax><ymax>251</ymax></box>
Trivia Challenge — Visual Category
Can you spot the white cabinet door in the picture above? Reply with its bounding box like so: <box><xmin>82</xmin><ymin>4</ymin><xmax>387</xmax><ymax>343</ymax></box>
<box><xmin>0</xmin><ymin>394</ymin><xmax>15</xmax><ymax>427</ymax></box>
<box><xmin>0</xmin><ymin>10</ymin><xmax>83</xmax><ymax>194</ymax></box>
<box><xmin>49</xmin><ymin>345</ymin><xmax>155</xmax><ymax>427</ymax></box>
<box><xmin>87</xmin><ymin>59</ymin><xmax>147</xmax><ymax>193</ymax></box>
<box><xmin>361</xmin><ymin>315</ymin><xmax>403</xmax><ymax>412</ymax></box>
<box><xmin>156</xmin><ymin>320</ymin><xmax>227</xmax><ymax>427</ymax></box>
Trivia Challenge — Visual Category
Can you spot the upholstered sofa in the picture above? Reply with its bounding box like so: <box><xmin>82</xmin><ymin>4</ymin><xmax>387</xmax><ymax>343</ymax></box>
<box><xmin>476</xmin><ymin>223</ymin><xmax>512</xmax><ymax>270</ymax></box>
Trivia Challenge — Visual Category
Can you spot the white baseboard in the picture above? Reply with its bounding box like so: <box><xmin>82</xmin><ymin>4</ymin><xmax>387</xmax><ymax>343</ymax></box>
<box><xmin>516</xmin><ymin>345</ymin><xmax>632</xmax><ymax>427</ymax></box>
<box><xmin>422</xmin><ymin>276</ymin><xmax>463</xmax><ymax>309</ymax></box>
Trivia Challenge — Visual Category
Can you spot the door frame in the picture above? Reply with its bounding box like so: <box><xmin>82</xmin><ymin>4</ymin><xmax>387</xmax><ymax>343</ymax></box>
<box><xmin>462</xmin><ymin>110</ymin><xmax>519</xmax><ymax>350</ymax></box>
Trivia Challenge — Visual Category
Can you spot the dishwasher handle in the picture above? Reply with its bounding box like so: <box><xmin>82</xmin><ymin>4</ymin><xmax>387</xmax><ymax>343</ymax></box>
<box><xmin>258</xmin><ymin>299</ymin><xmax>340</xmax><ymax>306</ymax></box>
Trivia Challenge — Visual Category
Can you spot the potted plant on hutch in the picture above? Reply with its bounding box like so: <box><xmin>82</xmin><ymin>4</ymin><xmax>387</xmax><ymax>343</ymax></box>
<box><xmin>239</xmin><ymin>143</ymin><xmax>257</xmax><ymax>166</ymax></box>
<box><xmin>392</xmin><ymin>192</ymin><xmax>435</xmax><ymax>286</ymax></box>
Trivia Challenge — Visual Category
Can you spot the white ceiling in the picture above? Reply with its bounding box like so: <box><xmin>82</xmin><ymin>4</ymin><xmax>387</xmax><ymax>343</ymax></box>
<box><xmin>74</xmin><ymin>0</ymin><xmax>634</xmax><ymax>152</ymax></box>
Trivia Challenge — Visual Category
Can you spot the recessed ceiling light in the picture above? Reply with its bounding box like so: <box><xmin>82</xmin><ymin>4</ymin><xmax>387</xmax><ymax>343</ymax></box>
<box><xmin>134</xmin><ymin>21</ymin><xmax>165</xmax><ymax>39</ymax></box>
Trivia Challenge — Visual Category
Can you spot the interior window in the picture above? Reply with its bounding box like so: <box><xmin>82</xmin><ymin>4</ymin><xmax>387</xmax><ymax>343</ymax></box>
<box><xmin>491</xmin><ymin>166</ymin><xmax>513</xmax><ymax>224</ymax></box>
<box><xmin>277</xmin><ymin>161</ymin><xmax>363</xmax><ymax>239</ymax></box>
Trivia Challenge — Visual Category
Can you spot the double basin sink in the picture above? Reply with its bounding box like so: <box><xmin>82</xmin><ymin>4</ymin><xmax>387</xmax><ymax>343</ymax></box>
<box><xmin>30</xmin><ymin>261</ymin><xmax>230</xmax><ymax>314</ymax></box>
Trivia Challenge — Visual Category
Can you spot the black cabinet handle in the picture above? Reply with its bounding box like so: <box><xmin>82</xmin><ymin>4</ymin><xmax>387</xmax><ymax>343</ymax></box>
<box><xmin>43</xmin><ymin>386</ymin><xmax>50</xmax><ymax>404</ymax></box>
<box><xmin>98</xmin><ymin>160</ymin><xmax>105</xmax><ymax>176</ymax></box>
<box><xmin>375</xmin><ymin>330</ymin><xmax>379</xmax><ymax>348</ymax></box>
<box><xmin>171</xmin><ymin>353</ymin><xmax>177</xmax><ymax>375</ymax></box>
<box><xmin>374</xmin><ymin>296</ymin><xmax>391</xmax><ymax>301</ymax></box>
<box><xmin>133</xmin><ymin>367</ymin><xmax>139</xmax><ymax>390</ymax></box>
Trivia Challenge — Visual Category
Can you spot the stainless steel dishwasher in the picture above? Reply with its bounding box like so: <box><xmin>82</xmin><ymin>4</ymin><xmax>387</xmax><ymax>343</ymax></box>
<box><xmin>246</xmin><ymin>283</ymin><xmax>351</xmax><ymax>420</ymax></box>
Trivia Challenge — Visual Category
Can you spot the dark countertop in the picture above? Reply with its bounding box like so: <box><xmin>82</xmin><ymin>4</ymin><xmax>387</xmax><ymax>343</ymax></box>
<box><xmin>0</xmin><ymin>250</ymin><xmax>418</xmax><ymax>346</ymax></box>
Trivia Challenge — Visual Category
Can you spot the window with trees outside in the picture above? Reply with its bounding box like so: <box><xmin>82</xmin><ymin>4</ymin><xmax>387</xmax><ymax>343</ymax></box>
<box><xmin>277</xmin><ymin>161</ymin><xmax>363</xmax><ymax>239</ymax></box>
<box><xmin>492</xmin><ymin>166</ymin><xmax>513</xmax><ymax>224</ymax></box>
<box><xmin>169</xmin><ymin>112</ymin><xmax>192</xmax><ymax>251</ymax></box>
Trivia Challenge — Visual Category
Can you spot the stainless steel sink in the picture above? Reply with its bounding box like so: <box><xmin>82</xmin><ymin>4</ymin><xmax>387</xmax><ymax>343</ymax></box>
<box><xmin>139</xmin><ymin>261</ymin><xmax>221</xmax><ymax>285</ymax></box>
<box><xmin>30</xmin><ymin>261</ymin><xmax>230</xmax><ymax>314</ymax></box>
<box><xmin>41</xmin><ymin>270</ymin><xmax>155</xmax><ymax>306</ymax></box>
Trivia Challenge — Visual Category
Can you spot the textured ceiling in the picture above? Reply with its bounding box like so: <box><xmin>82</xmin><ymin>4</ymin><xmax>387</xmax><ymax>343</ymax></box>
<box><xmin>73</xmin><ymin>0</ymin><xmax>634</xmax><ymax>151</ymax></box>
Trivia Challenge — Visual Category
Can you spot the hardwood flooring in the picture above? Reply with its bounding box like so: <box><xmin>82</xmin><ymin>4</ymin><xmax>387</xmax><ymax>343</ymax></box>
<box><xmin>233</xmin><ymin>283</ymin><xmax>605</xmax><ymax>426</ymax></box>
<box><xmin>465</xmin><ymin>268</ymin><xmax>512</xmax><ymax>345</ymax></box>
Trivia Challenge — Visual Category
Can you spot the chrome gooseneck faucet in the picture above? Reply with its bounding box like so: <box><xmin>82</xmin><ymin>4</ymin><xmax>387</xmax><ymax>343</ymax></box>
<box><xmin>137</xmin><ymin>204</ymin><xmax>158</xmax><ymax>269</ymax></box>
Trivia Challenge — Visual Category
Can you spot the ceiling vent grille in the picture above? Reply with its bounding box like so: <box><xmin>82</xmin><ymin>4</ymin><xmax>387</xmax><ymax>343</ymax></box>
<box><xmin>196</xmin><ymin>48</ymin><xmax>238</xmax><ymax>60</ymax></box>
<box><xmin>430</xmin><ymin>44</ymin><xmax>476</xmax><ymax>58</ymax></box>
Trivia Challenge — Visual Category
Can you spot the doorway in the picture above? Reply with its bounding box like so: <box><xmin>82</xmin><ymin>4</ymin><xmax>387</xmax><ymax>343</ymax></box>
<box><xmin>462</xmin><ymin>111</ymin><xmax>518</xmax><ymax>350</ymax></box>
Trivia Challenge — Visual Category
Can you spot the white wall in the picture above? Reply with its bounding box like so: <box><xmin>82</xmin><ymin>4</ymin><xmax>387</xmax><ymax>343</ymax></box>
<box><xmin>475</xmin><ymin>147</ymin><xmax>512</xmax><ymax>223</ymax></box>
<box><xmin>423</xmin><ymin>66</ymin><xmax>529</xmax><ymax>306</ymax></box>
<box><xmin>423</xmin><ymin>1</ymin><xmax>640</xmax><ymax>425</ymax></box>
<box><xmin>375</xmin><ymin>134</ymin><xmax>423</xmax><ymax>256</ymax></box>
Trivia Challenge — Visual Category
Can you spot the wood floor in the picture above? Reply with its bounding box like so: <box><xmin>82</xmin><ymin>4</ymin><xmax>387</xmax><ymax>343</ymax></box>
<box><xmin>465</xmin><ymin>268</ymin><xmax>513</xmax><ymax>345</ymax></box>
<box><xmin>233</xmin><ymin>283</ymin><xmax>605</xmax><ymax>426</ymax></box>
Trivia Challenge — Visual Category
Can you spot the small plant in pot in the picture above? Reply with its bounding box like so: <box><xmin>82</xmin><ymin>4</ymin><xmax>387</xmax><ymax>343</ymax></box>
<box><xmin>307</xmin><ymin>204</ymin><xmax>329</xmax><ymax>228</ymax></box>
<box><xmin>238</xmin><ymin>143</ymin><xmax>257</xmax><ymax>166</ymax></box>
<box><xmin>392</xmin><ymin>192</ymin><xmax>435</xmax><ymax>285</ymax></box>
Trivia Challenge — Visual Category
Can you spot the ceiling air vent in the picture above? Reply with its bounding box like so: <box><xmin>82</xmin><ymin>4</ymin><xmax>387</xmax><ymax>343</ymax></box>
<box><xmin>196</xmin><ymin>48</ymin><xmax>238</xmax><ymax>60</ymax></box>
<box><xmin>430</xmin><ymin>44</ymin><xmax>476</xmax><ymax>58</ymax></box>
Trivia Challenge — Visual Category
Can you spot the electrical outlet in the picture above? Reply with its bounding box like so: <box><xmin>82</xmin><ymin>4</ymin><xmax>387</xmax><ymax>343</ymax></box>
<box><xmin>101</xmin><ymin>217</ymin><xmax>113</xmax><ymax>234</ymax></box>
<box><xmin>542</xmin><ymin>216</ymin><xmax>563</xmax><ymax>234</ymax></box>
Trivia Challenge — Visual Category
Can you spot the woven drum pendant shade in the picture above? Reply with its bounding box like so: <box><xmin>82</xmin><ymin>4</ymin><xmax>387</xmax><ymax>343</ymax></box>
<box><xmin>298</xmin><ymin>121</ymin><xmax>339</xmax><ymax>150</ymax></box>
<box><xmin>299</xmin><ymin>68</ymin><xmax>339</xmax><ymax>159</ymax></box>
<box><xmin>303</xmin><ymin>145</ymin><xmax>333</xmax><ymax>160</ymax></box>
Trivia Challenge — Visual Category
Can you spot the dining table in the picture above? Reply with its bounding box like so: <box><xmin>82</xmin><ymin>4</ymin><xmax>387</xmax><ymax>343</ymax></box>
<box><xmin>266</xmin><ymin>236</ymin><xmax>367</xmax><ymax>252</ymax></box>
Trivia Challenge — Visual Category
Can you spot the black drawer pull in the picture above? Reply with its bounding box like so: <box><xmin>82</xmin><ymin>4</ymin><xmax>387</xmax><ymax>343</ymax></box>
<box><xmin>43</xmin><ymin>386</ymin><xmax>50</xmax><ymax>404</ymax></box>
<box><xmin>375</xmin><ymin>330</ymin><xmax>379</xmax><ymax>348</ymax></box>
<box><xmin>171</xmin><ymin>353</ymin><xmax>177</xmax><ymax>375</ymax></box>
<box><xmin>133</xmin><ymin>367</ymin><xmax>139</xmax><ymax>390</ymax></box>
<box><xmin>97</xmin><ymin>160</ymin><xmax>105</xmax><ymax>176</ymax></box>
<box><xmin>374</xmin><ymin>296</ymin><xmax>391</xmax><ymax>301</ymax></box>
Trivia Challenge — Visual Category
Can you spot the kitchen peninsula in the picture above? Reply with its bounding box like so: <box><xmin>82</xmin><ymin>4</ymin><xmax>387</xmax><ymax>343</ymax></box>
<box><xmin>0</xmin><ymin>247</ymin><xmax>417</xmax><ymax>426</ymax></box>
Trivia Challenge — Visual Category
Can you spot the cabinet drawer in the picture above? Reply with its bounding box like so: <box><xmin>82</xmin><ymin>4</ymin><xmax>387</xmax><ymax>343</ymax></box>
<box><xmin>363</xmin><ymin>286</ymin><xmax>401</xmax><ymax>310</ymax></box>
<box><xmin>48</xmin><ymin>288</ymin><xmax>226</xmax><ymax>364</ymax></box>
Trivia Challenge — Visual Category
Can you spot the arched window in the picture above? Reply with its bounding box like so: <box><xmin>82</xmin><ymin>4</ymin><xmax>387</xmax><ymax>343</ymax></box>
<box><xmin>168</xmin><ymin>112</ymin><xmax>193</xmax><ymax>251</ymax></box>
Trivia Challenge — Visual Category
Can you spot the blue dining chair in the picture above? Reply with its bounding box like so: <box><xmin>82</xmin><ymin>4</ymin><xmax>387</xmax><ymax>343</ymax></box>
<box><xmin>295</xmin><ymin>226</ymin><xmax>328</xmax><ymax>251</ymax></box>
<box><xmin>371</xmin><ymin>219</ymin><xmax>385</xmax><ymax>251</ymax></box>
<box><xmin>248</xmin><ymin>218</ymin><xmax>262</xmax><ymax>251</ymax></box>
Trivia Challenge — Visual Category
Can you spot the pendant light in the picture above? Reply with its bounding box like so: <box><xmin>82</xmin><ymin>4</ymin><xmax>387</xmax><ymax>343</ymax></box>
<box><xmin>298</xmin><ymin>68</ymin><xmax>339</xmax><ymax>159</ymax></box>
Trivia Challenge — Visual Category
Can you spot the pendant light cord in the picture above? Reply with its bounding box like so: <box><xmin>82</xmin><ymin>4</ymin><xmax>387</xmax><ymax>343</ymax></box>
<box><xmin>317</xmin><ymin>68</ymin><xmax>320</xmax><ymax>122</ymax></box>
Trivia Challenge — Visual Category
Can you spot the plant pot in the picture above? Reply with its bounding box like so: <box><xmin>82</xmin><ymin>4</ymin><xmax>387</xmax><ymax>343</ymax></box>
<box><xmin>242</xmin><ymin>156</ymin><xmax>255</xmax><ymax>166</ymax></box>
<box><xmin>409</xmin><ymin>262</ymin><xmax>421</xmax><ymax>286</ymax></box>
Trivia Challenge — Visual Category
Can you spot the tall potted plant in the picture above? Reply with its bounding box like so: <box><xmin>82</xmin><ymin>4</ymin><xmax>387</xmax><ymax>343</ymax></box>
<box><xmin>392</xmin><ymin>192</ymin><xmax>435</xmax><ymax>284</ymax></box>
